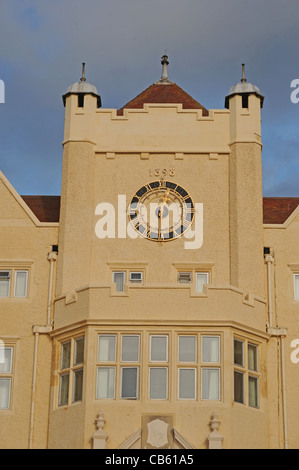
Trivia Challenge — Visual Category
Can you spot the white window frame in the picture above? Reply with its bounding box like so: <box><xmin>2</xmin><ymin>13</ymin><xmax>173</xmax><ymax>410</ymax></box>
<box><xmin>149</xmin><ymin>335</ymin><xmax>168</xmax><ymax>362</ymax></box>
<box><xmin>294</xmin><ymin>274</ymin><xmax>299</xmax><ymax>301</ymax></box>
<box><xmin>13</xmin><ymin>270</ymin><xmax>28</xmax><ymax>298</ymax></box>
<box><xmin>0</xmin><ymin>346</ymin><xmax>13</xmax><ymax>410</ymax></box>
<box><xmin>129</xmin><ymin>272</ymin><xmax>143</xmax><ymax>283</ymax></box>
<box><xmin>178</xmin><ymin>335</ymin><xmax>197</xmax><ymax>363</ymax></box>
<box><xmin>234</xmin><ymin>339</ymin><xmax>244</xmax><ymax>367</ymax></box>
<box><xmin>112</xmin><ymin>271</ymin><xmax>126</xmax><ymax>292</ymax></box>
<box><xmin>149</xmin><ymin>367</ymin><xmax>168</xmax><ymax>400</ymax></box>
<box><xmin>96</xmin><ymin>366</ymin><xmax>116</xmax><ymax>399</ymax></box>
<box><xmin>248</xmin><ymin>375</ymin><xmax>259</xmax><ymax>408</ymax></box>
<box><xmin>121</xmin><ymin>335</ymin><xmax>140</xmax><ymax>363</ymax></box>
<box><xmin>195</xmin><ymin>272</ymin><xmax>209</xmax><ymax>293</ymax></box>
<box><xmin>120</xmin><ymin>366</ymin><xmax>139</xmax><ymax>399</ymax></box>
<box><xmin>201</xmin><ymin>335</ymin><xmax>220</xmax><ymax>364</ymax></box>
<box><xmin>98</xmin><ymin>335</ymin><xmax>117</xmax><ymax>363</ymax></box>
<box><xmin>178</xmin><ymin>367</ymin><xmax>196</xmax><ymax>400</ymax></box>
<box><xmin>0</xmin><ymin>270</ymin><xmax>11</xmax><ymax>298</ymax></box>
<box><xmin>201</xmin><ymin>367</ymin><xmax>220</xmax><ymax>401</ymax></box>
<box><xmin>178</xmin><ymin>272</ymin><xmax>192</xmax><ymax>284</ymax></box>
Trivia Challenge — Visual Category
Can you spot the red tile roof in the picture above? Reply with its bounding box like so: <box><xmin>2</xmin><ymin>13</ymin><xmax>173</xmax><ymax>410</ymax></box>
<box><xmin>117</xmin><ymin>83</ymin><xmax>209</xmax><ymax>116</ymax></box>
<box><xmin>20</xmin><ymin>196</ymin><xmax>299</xmax><ymax>225</ymax></box>
<box><xmin>21</xmin><ymin>196</ymin><xmax>60</xmax><ymax>223</ymax></box>
<box><xmin>263</xmin><ymin>197</ymin><xmax>299</xmax><ymax>224</ymax></box>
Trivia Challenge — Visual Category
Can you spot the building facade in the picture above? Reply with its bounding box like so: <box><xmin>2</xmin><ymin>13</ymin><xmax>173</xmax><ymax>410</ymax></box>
<box><xmin>1</xmin><ymin>55</ymin><xmax>299</xmax><ymax>449</ymax></box>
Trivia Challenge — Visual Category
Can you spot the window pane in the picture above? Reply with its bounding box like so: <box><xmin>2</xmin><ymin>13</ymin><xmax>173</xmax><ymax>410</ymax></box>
<box><xmin>113</xmin><ymin>272</ymin><xmax>125</xmax><ymax>292</ymax></box>
<box><xmin>202</xmin><ymin>368</ymin><xmax>220</xmax><ymax>400</ymax></box>
<box><xmin>178</xmin><ymin>272</ymin><xmax>191</xmax><ymax>284</ymax></box>
<box><xmin>234</xmin><ymin>370</ymin><xmax>244</xmax><ymax>404</ymax></box>
<box><xmin>61</xmin><ymin>342</ymin><xmax>71</xmax><ymax>369</ymax></box>
<box><xmin>130</xmin><ymin>272</ymin><xmax>142</xmax><ymax>283</ymax></box>
<box><xmin>149</xmin><ymin>368</ymin><xmax>167</xmax><ymax>399</ymax></box>
<box><xmin>294</xmin><ymin>274</ymin><xmax>299</xmax><ymax>300</ymax></box>
<box><xmin>249</xmin><ymin>376</ymin><xmax>259</xmax><ymax>408</ymax></box>
<box><xmin>150</xmin><ymin>336</ymin><xmax>167</xmax><ymax>362</ymax></box>
<box><xmin>178</xmin><ymin>336</ymin><xmax>196</xmax><ymax>362</ymax></box>
<box><xmin>0</xmin><ymin>348</ymin><xmax>12</xmax><ymax>373</ymax></box>
<box><xmin>248</xmin><ymin>344</ymin><xmax>258</xmax><ymax>371</ymax></box>
<box><xmin>121</xmin><ymin>367</ymin><xmax>138</xmax><ymax>399</ymax></box>
<box><xmin>59</xmin><ymin>374</ymin><xmax>69</xmax><ymax>406</ymax></box>
<box><xmin>121</xmin><ymin>336</ymin><xmax>139</xmax><ymax>362</ymax></box>
<box><xmin>97</xmin><ymin>367</ymin><xmax>115</xmax><ymax>399</ymax></box>
<box><xmin>98</xmin><ymin>335</ymin><xmax>116</xmax><ymax>362</ymax></box>
<box><xmin>0</xmin><ymin>378</ymin><xmax>11</xmax><ymax>409</ymax></box>
<box><xmin>179</xmin><ymin>369</ymin><xmax>196</xmax><ymax>399</ymax></box>
<box><xmin>0</xmin><ymin>271</ymin><xmax>10</xmax><ymax>297</ymax></box>
<box><xmin>234</xmin><ymin>340</ymin><xmax>244</xmax><ymax>366</ymax></box>
<box><xmin>74</xmin><ymin>338</ymin><xmax>84</xmax><ymax>365</ymax></box>
<box><xmin>73</xmin><ymin>369</ymin><xmax>83</xmax><ymax>402</ymax></box>
<box><xmin>14</xmin><ymin>271</ymin><xmax>28</xmax><ymax>297</ymax></box>
<box><xmin>202</xmin><ymin>336</ymin><xmax>220</xmax><ymax>363</ymax></box>
<box><xmin>196</xmin><ymin>273</ymin><xmax>208</xmax><ymax>293</ymax></box>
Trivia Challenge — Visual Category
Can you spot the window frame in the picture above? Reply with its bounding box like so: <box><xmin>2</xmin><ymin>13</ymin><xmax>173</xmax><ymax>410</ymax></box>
<box><xmin>195</xmin><ymin>272</ymin><xmax>209</xmax><ymax>293</ymax></box>
<box><xmin>233</xmin><ymin>337</ymin><xmax>260</xmax><ymax>408</ymax></box>
<box><xmin>178</xmin><ymin>367</ymin><xmax>197</xmax><ymax>400</ymax></box>
<box><xmin>13</xmin><ymin>270</ymin><xmax>28</xmax><ymax>298</ymax></box>
<box><xmin>120</xmin><ymin>366</ymin><xmax>139</xmax><ymax>400</ymax></box>
<box><xmin>149</xmin><ymin>366</ymin><xmax>168</xmax><ymax>400</ymax></box>
<box><xmin>0</xmin><ymin>270</ymin><xmax>11</xmax><ymax>298</ymax></box>
<box><xmin>112</xmin><ymin>271</ymin><xmax>126</xmax><ymax>292</ymax></box>
<box><xmin>0</xmin><ymin>346</ymin><xmax>13</xmax><ymax>410</ymax></box>
<box><xmin>149</xmin><ymin>335</ymin><xmax>168</xmax><ymax>363</ymax></box>
<box><xmin>58</xmin><ymin>336</ymin><xmax>85</xmax><ymax>407</ymax></box>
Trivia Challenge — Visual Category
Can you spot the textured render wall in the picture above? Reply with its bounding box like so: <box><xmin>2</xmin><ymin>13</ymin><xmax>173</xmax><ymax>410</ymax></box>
<box><xmin>264</xmin><ymin>212</ymin><xmax>299</xmax><ymax>449</ymax></box>
<box><xmin>0</xmin><ymin>177</ymin><xmax>58</xmax><ymax>448</ymax></box>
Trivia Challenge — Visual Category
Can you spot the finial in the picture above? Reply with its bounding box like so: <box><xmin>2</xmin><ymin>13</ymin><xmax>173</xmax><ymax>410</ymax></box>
<box><xmin>160</xmin><ymin>51</ymin><xmax>169</xmax><ymax>82</ymax></box>
<box><xmin>80</xmin><ymin>62</ymin><xmax>86</xmax><ymax>82</ymax></box>
<box><xmin>241</xmin><ymin>63</ymin><xmax>247</xmax><ymax>83</ymax></box>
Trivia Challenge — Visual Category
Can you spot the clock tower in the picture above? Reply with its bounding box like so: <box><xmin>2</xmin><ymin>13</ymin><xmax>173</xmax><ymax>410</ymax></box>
<box><xmin>49</xmin><ymin>55</ymin><xmax>269</xmax><ymax>449</ymax></box>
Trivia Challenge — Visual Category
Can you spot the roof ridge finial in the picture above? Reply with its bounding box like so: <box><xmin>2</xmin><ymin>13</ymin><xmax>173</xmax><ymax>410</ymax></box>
<box><xmin>160</xmin><ymin>51</ymin><xmax>169</xmax><ymax>82</ymax></box>
<box><xmin>80</xmin><ymin>62</ymin><xmax>86</xmax><ymax>82</ymax></box>
<box><xmin>241</xmin><ymin>63</ymin><xmax>247</xmax><ymax>83</ymax></box>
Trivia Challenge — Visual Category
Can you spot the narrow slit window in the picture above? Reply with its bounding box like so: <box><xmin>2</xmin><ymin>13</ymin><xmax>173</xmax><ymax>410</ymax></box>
<box><xmin>14</xmin><ymin>271</ymin><xmax>28</xmax><ymax>297</ymax></box>
<box><xmin>78</xmin><ymin>93</ymin><xmax>84</xmax><ymax>107</ymax></box>
<box><xmin>113</xmin><ymin>272</ymin><xmax>125</xmax><ymax>292</ymax></box>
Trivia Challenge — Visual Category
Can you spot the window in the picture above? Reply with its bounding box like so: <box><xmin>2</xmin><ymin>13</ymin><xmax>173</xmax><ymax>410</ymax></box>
<box><xmin>195</xmin><ymin>272</ymin><xmax>209</xmax><ymax>293</ymax></box>
<box><xmin>294</xmin><ymin>274</ymin><xmax>299</xmax><ymax>301</ymax></box>
<box><xmin>96</xmin><ymin>334</ymin><xmax>140</xmax><ymax>400</ymax></box>
<box><xmin>178</xmin><ymin>336</ymin><xmax>196</xmax><ymax>363</ymax></box>
<box><xmin>58</xmin><ymin>337</ymin><xmax>84</xmax><ymax>406</ymax></box>
<box><xmin>0</xmin><ymin>271</ymin><xmax>10</xmax><ymax>297</ymax></box>
<box><xmin>14</xmin><ymin>271</ymin><xmax>28</xmax><ymax>297</ymax></box>
<box><xmin>178</xmin><ymin>368</ymin><xmax>196</xmax><ymax>399</ymax></box>
<box><xmin>0</xmin><ymin>269</ymin><xmax>29</xmax><ymax>298</ymax></box>
<box><xmin>149</xmin><ymin>368</ymin><xmax>168</xmax><ymax>399</ymax></box>
<box><xmin>149</xmin><ymin>335</ymin><xmax>168</xmax><ymax>399</ymax></box>
<box><xmin>150</xmin><ymin>335</ymin><xmax>167</xmax><ymax>362</ymax></box>
<box><xmin>113</xmin><ymin>272</ymin><xmax>125</xmax><ymax>292</ymax></box>
<box><xmin>234</xmin><ymin>339</ymin><xmax>259</xmax><ymax>407</ymax></box>
<box><xmin>0</xmin><ymin>346</ymin><xmax>13</xmax><ymax>409</ymax></box>
<box><xmin>178</xmin><ymin>272</ymin><xmax>192</xmax><ymax>284</ymax></box>
<box><xmin>129</xmin><ymin>272</ymin><xmax>143</xmax><ymax>283</ymax></box>
<box><xmin>201</xmin><ymin>336</ymin><xmax>220</xmax><ymax>400</ymax></box>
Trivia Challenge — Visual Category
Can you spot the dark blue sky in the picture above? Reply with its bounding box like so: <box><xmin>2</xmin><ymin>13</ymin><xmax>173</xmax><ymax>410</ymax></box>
<box><xmin>0</xmin><ymin>0</ymin><xmax>299</xmax><ymax>196</ymax></box>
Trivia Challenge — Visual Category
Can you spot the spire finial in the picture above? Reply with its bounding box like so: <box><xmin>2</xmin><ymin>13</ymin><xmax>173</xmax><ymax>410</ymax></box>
<box><xmin>160</xmin><ymin>51</ymin><xmax>169</xmax><ymax>81</ymax></box>
<box><xmin>80</xmin><ymin>62</ymin><xmax>86</xmax><ymax>82</ymax></box>
<box><xmin>241</xmin><ymin>63</ymin><xmax>247</xmax><ymax>83</ymax></box>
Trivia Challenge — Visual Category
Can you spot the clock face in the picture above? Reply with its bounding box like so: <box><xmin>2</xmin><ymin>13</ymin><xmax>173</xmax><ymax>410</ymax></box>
<box><xmin>128</xmin><ymin>180</ymin><xmax>195</xmax><ymax>242</ymax></box>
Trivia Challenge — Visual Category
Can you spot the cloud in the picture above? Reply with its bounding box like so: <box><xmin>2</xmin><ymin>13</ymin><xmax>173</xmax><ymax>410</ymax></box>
<box><xmin>0</xmin><ymin>0</ymin><xmax>299</xmax><ymax>195</ymax></box>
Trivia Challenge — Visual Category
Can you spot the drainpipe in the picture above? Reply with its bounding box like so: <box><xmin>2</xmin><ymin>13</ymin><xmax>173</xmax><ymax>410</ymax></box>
<box><xmin>281</xmin><ymin>335</ymin><xmax>288</xmax><ymax>449</ymax></box>
<box><xmin>47</xmin><ymin>252</ymin><xmax>57</xmax><ymax>325</ymax></box>
<box><xmin>28</xmin><ymin>330</ymin><xmax>39</xmax><ymax>449</ymax></box>
<box><xmin>28</xmin><ymin>251</ymin><xmax>56</xmax><ymax>448</ymax></box>
<box><xmin>265</xmin><ymin>254</ymin><xmax>274</xmax><ymax>327</ymax></box>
